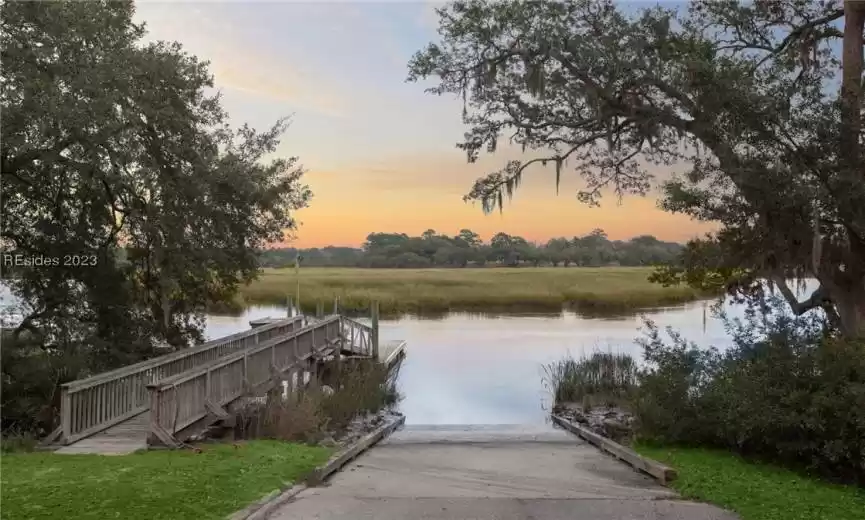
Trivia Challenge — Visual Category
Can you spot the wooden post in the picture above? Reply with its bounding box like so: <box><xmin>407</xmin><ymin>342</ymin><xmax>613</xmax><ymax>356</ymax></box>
<box><xmin>324</xmin><ymin>317</ymin><xmax>330</xmax><ymax>345</ymax></box>
<box><xmin>146</xmin><ymin>384</ymin><xmax>161</xmax><ymax>445</ymax></box>
<box><xmin>60</xmin><ymin>386</ymin><xmax>72</xmax><ymax>445</ymax></box>
<box><xmin>336</xmin><ymin>317</ymin><xmax>344</xmax><ymax>379</ymax></box>
<box><xmin>333</xmin><ymin>296</ymin><xmax>340</xmax><ymax>316</ymax></box>
<box><xmin>243</xmin><ymin>353</ymin><xmax>249</xmax><ymax>393</ymax></box>
<box><xmin>316</xmin><ymin>301</ymin><xmax>324</xmax><ymax>319</ymax></box>
<box><xmin>371</xmin><ymin>300</ymin><xmax>380</xmax><ymax>360</ymax></box>
<box><xmin>286</xmin><ymin>296</ymin><xmax>294</xmax><ymax>317</ymax></box>
<box><xmin>294</xmin><ymin>327</ymin><xmax>299</xmax><ymax>360</ymax></box>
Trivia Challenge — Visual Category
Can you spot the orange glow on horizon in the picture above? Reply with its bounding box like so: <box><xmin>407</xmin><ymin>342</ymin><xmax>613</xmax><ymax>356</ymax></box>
<box><xmin>276</xmin><ymin>190</ymin><xmax>713</xmax><ymax>249</ymax></box>
<box><xmin>272</xmin><ymin>155</ymin><xmax>714</xmax><ymax>249</ymax></box>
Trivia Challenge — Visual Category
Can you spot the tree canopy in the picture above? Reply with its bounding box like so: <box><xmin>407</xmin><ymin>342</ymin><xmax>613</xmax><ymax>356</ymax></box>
<box><xmin>258</xmin><ymin>228</ymin><xmax>684</xmax><ymax>269</ymax></box>
<box><xmin>408</xmin><ymin>0</ymin><xmax>865</xmax><ymax>337</ymax></box>
<box><xmin>1</xmin><ymin>0</ymin><xmax>309</xmax><ymax>373</ymax></box>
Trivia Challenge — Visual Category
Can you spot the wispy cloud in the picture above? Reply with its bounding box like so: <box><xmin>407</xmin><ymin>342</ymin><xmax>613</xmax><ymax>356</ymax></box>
<box><xmin>134</xmin><ymin>2</ymin><xmax>351</xmax><ymax>118</ymax></box>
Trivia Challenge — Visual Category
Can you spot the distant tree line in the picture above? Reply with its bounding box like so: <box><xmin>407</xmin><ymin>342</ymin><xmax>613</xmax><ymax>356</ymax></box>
<box><xmin>259</xmin><ymin>228</ymin><xmax>684</xmax><ymax>269</ymax></box>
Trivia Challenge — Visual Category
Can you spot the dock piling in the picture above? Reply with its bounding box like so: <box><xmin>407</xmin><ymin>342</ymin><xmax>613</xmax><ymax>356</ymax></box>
<box><xmin>371</xmin><ymin>300</ymin><xmax>380</xmax><ymax>360</ymax></box>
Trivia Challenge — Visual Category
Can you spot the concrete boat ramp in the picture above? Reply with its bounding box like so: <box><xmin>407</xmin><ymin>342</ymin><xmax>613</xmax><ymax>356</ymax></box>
<box><xmin>271</xmin><ymin>424</ymin><xmax>738</xmax><ymax>520</ymax></box>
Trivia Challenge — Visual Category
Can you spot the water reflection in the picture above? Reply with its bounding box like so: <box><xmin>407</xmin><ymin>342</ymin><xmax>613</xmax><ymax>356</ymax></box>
<box><xmin>205</xmin><ymin>304</ymin><xmax>690</xmax><ymax>323</ymax></box>
<box><xmin>203</xmin><ymin>297</ymin><xmax>750</xmax><ymax>426</ymax></box>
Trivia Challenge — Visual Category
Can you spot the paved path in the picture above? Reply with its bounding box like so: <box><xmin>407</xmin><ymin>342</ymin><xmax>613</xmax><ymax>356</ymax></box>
<box><xmin>271</xmin><ymin>424</ymin><xmax>738</xmax><ymax>520</ymax></box>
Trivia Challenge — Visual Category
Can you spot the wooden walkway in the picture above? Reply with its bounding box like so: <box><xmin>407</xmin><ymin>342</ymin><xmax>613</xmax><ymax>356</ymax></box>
<box><xmin>55</xmin><ymin>413</ymin><xmax>149</xmax><ymax>455</ymax></box>
<box><xmin>48</xmin><ymin>305</ymin><xmax>404</xmax><ymax>455</ymax></box>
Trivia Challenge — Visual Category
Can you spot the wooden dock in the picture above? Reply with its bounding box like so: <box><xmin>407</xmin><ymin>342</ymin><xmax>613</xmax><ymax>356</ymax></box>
<box><xmin>47</xmin><ymin>305</ymin><xmax>404</xmax><ymax>455</ymax></box>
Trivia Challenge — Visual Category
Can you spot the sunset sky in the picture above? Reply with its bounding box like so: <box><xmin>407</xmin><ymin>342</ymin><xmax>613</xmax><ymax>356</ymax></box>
<box><xmin>135</xmin><ymin>0</ymin><xmax>712</xmax><ymax>248</ymax></box>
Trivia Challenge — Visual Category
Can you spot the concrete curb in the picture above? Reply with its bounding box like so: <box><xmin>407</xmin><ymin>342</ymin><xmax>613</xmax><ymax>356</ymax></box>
<box><xmin>227</xmin><ymin>485</ymin><xmax>306</xmax><ymax>520</ymax></box>
<box><xmin>227</xmin><ymin>414</ymin><xmax>406</xmax><ymax>520</ymax></box>
<box><xmin>551</xmin><ymin>414</ymin><xmax>677</xmax><ymax>486</ymax></box>
<box><xmin>306</xmin><ymin>413</ymin><xmax>406</xmax><ymax>485</ymax></box>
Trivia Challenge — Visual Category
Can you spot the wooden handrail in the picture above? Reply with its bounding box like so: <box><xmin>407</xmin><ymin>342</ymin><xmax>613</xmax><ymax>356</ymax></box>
<box><xmin>340</xmin><ymin>316</ymin><xmax>369</xmax><ymax>328</ymax></box>
<box><xmin>62</xmin><ymin>315</ymin><xmax>305</xmax><ymax>391</ymax></box>
<box><xmin>147</xmin><ymin>316</ymin><xmax>341</xmax><ymax>391</ymax></box>
<box><xmin>339</xmin><ymin>317</ymin><xmax>373</xmax><ymax>357</ymax></box>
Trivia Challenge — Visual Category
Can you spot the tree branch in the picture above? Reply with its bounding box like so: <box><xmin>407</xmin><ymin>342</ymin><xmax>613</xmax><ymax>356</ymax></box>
<box><xmin>754</xmin><ymin>8</ymin><xmax>845</xmax><ymax>69</ymax></box>
<box><xmin>1</xmin><ymin>137</ymin><xmax>76</xmax><ymax>176</ymax></box>
<box><xmin>769</xmin><ymin>273</ymin><xmax>829</xmax><ymax>316</ymax></box>
<box><xmin>464</xmin><ymin>119</ymin><xmax>636</xmax><ymax>205</ymax></box>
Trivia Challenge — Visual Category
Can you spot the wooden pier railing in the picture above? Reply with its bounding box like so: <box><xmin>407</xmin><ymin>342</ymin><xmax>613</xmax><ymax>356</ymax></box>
<box><xmin>147</xmin><ymin>316</ymin><xmax>346</xmax><ymax>446</ymax></box>
<box><xmin>340</xmin><ymin>317</ymin><xmax>374</xmax><ymax>357</ymax></box>
<box><xmin>57</xmin><ymin>315</ymin><xmax>306</xmax><ymax>445</ymax></box>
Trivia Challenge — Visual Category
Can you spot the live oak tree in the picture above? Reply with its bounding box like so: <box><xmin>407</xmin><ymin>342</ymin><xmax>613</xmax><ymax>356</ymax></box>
<box><xmin>1</xmin><ymin>0</ymin><xmax>310</xmax><ymax>375</ymax></box>
<box><xmin>407</xmin><ymin>0</ymin><xmax>865</xmax><ymax>338</ymax></box>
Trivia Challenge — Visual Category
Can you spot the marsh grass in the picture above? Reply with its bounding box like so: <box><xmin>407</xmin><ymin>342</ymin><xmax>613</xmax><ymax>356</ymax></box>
<box><xmin>318</xmin><ymin>358</ymin><xmax>402</xmax><ymax>431</ymax></box>
<box><xmin>237</xmin><ymin>358</ymin><xmax>402</xmax><ymax>443</ymax></box>
<box><xmin>239</xmin><ymin>267</ymin><xmax>706</xmax><ymax>316</ymax></box>
<box><xmin>543</xmin><ymin>351</ymin><xmax>639</xmax><ymax>409</ymax></box>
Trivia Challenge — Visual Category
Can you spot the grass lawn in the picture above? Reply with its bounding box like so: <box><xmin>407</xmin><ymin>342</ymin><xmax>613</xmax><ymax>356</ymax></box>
<box><xmin>634</xmin><ymin>444</ymin><xmax>865</xmax><ymax>520</ymax></box>
<box><xmin>0</xmin><ymin>441</ymin><xmax>331</xmax><ymax>520</ymax></box>
<box><xmin>237</xmin><ymin>266</ymin><xmax>706</xmax><ymax>315</ymax></box>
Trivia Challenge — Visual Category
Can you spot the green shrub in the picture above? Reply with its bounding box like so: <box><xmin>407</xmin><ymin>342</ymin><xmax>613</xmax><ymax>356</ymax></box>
<box><xmin>0</xmin><ymin>431</ymin><xmax>39</xmax><ymax>453</ymax></box>
<box><xmin>634</xmin><ymin>298</ymin><xmax>865</xmax><ymax>485</ymax></box>
<box><xmin>0</xmin><ymin>332</ymin><xmax>82</xmax><ymax>436</ymax></box>
<box><xmin>1</xmin><ymin>329</ymin><xmax>163</xmax><ymax>437</ymax></box>
<box><xmin>256</xmin><ymin>390</ymin><xmax>328</xmax><ymax>444</ymax></box>
<box><xmin>631</xmin><ymin>326</ymin><xmax>722</xmax><ymax>444</ymax></box>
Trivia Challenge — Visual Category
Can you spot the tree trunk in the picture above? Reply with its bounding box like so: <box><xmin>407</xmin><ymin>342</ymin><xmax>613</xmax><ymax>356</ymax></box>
<box><xmin>833</xmin><ymin>286</ymin><xmax>865</xmax><ymax>339</ymax></box>
<box><xmin>841</xmin><ymin>1</ymin><xmax>864</xmax><ymax>168</ymax></box>
<box><xmin>835</xmin><ymin>2</ymin><xmax>865</xmax><ymax>339</ymax></box>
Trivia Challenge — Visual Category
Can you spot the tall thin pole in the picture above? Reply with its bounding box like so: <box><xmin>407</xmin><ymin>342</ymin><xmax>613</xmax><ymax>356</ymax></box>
<box><xmin>294</xmin><ymin>252</ymin><xmax>302</xmax><ymax>317</ymax></box>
